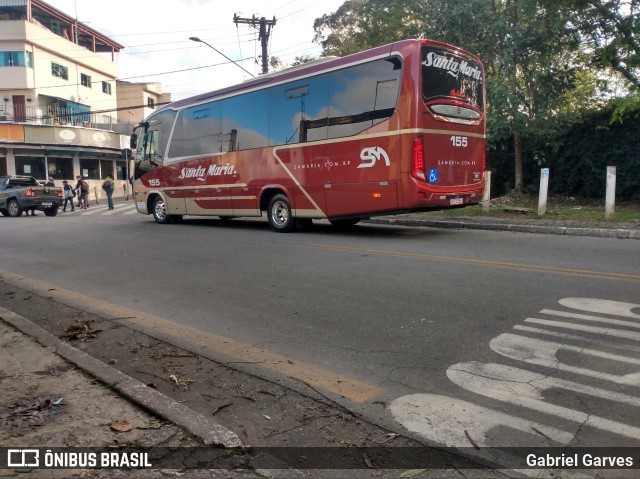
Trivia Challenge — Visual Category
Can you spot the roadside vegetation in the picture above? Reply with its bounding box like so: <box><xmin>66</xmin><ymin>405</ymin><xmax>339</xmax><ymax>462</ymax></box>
<box><xmin>423</xmin><ymin>192</ymin><xmax>640</xmax><ymax>223</ymax></box>
<box><xmin>311</xmin><ymin>0</ymin><xmax>640</xmax><ymax>200</ymax></box>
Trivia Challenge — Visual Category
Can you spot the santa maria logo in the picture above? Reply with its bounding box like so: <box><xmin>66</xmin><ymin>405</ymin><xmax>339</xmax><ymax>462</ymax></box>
<box><xmin>423</xmin><ymin>51</ymin><xmax>481</xmax><ymax>81</ymax></box>
<box><xmin>178</xmin><ymin>164</ymin><xmax>237</xmax><ymax>182</ymax></box>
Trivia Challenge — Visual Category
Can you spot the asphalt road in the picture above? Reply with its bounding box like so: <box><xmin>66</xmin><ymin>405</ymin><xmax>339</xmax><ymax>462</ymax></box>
<box><xmin>2</xmin><ymin>202</ymin><xmax>639</xmax><ymax>457</ymax></box>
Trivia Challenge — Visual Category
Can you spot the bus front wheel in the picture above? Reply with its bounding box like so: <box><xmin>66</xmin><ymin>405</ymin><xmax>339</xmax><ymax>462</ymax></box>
<box><xmin>152</xmin><ymin>196</ymin><xmax>172</xmax><ymax>224</ymax></box>
<box><xmin>267</xmin><ymin>194</ymin><xmax>296</xmax><ymax>233</ymax></box>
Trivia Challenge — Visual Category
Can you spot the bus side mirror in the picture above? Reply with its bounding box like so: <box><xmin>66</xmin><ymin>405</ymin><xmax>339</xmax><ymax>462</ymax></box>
<box><xmin>130</xmin><ymin>133</ymin><xmax>137</xmax><ymax>149</ymax></box>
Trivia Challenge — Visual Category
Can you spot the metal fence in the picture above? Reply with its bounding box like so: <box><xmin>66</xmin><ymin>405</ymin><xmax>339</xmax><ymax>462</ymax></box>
<box><xmin>0</xmin><ymin>102</ymin><xmax>134</xmax><ymax>135</ymax></box>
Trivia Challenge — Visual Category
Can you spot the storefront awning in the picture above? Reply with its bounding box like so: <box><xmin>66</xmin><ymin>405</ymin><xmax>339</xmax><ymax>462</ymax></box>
<box><xmin>2</xmin><ymin>144</ymin><xmax>123</xmax><ymax>158</ymax></box>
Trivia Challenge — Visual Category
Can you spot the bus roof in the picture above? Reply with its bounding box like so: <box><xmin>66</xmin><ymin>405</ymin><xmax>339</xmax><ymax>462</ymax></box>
<box><xmin>156</xmin><ymin>39</ymin><xmax>480</xmax><ymax>114</ymax></box>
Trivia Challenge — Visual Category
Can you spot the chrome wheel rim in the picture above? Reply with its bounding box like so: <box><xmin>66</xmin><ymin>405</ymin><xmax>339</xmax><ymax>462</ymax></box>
<box><xmin>154</xmin><ymin>199</ymin><xmax>167</xmax><ymax>221</ymax></box>
<box><xmin>271</xmin><ymin>200</ymin><xmax>289</xmax><ymax>227</ymax></box>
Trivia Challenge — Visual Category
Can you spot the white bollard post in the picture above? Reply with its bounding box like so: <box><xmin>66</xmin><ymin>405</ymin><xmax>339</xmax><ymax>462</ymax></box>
<box><xmin>482</xmin><ymin>170</ymin><xmax>491</xmax><ymax>213</ymax></box>
<box><xmin>605</xmin><ymin>166</ymin><xmax>616</xmax><ymax>220</ymax></box>
<box><xmin>538</xmin><ymin>168</ymin><xmax>549</xmax><ymax>216</ymax></box>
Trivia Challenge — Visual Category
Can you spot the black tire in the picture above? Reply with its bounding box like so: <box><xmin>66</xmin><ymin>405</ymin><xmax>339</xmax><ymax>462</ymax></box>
<box><xmin>44</xmin><ymin>206</ymin><xmax>59</xmax><ymax>217</ymax></box>
<box><xmin>151</xmin><ymin>196</ymin><xmax>172</xmax><ymax>224</ymax></box>
<box><xmin>0</xmin><ymin>209</ymin><xmax>8</xmax><ymax>217</ymax></box>
<box><xmin>329</xmin><ymin>218</ymin><xmax>361</xmax><ymax>229</ymax></box>
<box><xmin>267</xmin><ymin>194</ymin><xmax>297</xmax><ymax>233</ymax></box>
<box><xmin>7</xmin><ymin>199</ymin><xmax>23</xmax><ymax>217</ymax></box>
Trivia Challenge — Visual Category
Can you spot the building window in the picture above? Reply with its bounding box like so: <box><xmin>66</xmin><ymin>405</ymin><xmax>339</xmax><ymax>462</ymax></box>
<box><xmin>51</xmin><ymin>62</ymin><xmax>68</xmax><ymax>80</ymax></box>
<box><xmin>102</xmin><ymin>81</ymin><xmax>112</xmax><ymax>95</ymax></box>
<box><xmin>15</xmin><ymin>156</ymin><xmax>46</xmax><ymax>179</ymax></box>
<box><xmin>81</xmin><ymin>73</ymin><xmax>92</xmax><ymax>88</ymax></box>
<box><xmin>47</xmin><ymin>157</ymin><xmax>74</xmax><ymax>180</ymax></box>
<box><xmin>100</xmin><ymin>159</ymin><xmax>113</xmax><ymax>179</ymax></box>
<box><xmin>0</xmin><ymin>51</ymin><xmax>33</xmax><ymax>67</ymax></box>
<box><xmin>79</xmin><ymin>158</ymin><xmax>100</xmax><ymax>179</ymax></box>
<box><xmin>147</xmin><ymin>97</ymin><xmax>155</xmax><ymax>109</ymax></box>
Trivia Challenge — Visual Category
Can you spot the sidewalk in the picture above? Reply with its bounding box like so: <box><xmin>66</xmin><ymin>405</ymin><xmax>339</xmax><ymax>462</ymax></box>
<box><xmin>369</xmin><ymin>212</ymin><xmax>640</xmax><ymax>239</ymax></box>
<box><xmin>0</xmin><ymin>307</ymin><xmax>271</xmax><ymax>479</ymax></box>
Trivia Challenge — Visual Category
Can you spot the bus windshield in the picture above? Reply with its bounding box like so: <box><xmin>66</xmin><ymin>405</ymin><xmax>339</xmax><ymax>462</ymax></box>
<box><xmin>421</xmin><ymin>46</ymin><xmax>484</xmax><ymax>121</ymax></box>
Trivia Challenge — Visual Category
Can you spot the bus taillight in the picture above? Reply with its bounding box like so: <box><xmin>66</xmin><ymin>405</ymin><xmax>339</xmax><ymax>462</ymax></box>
<box><xmin>411</xmin><ymin>137</ymin><xmax>426</xmax><ymax>182</ymax></box>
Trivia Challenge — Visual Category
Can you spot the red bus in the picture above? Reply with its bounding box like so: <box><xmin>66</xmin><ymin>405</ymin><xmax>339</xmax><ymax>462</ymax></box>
<box><xmin>131</xmin><ymin>39</ymin><xmax>485</xmax><ymax>232</ymax></box>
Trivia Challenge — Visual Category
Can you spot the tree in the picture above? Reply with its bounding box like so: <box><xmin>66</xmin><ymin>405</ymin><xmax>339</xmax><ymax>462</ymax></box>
<box><xmin>315</xmin><ymin>0</ymin><xmax>582</xmax><ymax>192</ymax></box>
<box><xmin>560</xmin><ymin>0</ymin><xmax>640</xmax><ymax>88</ymax></box>
<box><xmin>313</xmin><ymin>0</ymin><xmax>425</xmax><ymax>56</ymax></box>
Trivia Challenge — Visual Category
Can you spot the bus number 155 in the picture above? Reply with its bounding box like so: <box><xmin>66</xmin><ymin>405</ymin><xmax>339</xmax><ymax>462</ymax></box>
<box><xmin>450</xmin><ymin>136</ymin><xmax>468</xmax><ymax>147</ymax></box>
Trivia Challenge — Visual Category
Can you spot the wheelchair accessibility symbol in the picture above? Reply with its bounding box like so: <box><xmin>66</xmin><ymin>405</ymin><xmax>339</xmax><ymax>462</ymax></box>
<box><xmin>428</xmin><ymin>169</ymin><xmax>438</xmax><ymax>183</ymax></box>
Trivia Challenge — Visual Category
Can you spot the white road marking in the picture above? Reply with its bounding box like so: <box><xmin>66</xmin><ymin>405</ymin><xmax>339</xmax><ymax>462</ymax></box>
<box><xmin>524</xmin><ymin>317</ymin><xmax>640</xmax><ymax>341</ymax></box>
<box><xmin>102</xmin><ymin>204</ymin><xmax>135</xmax><ymax>216</ymax></box>
<box><xmin>448</xmin><ymin>362</ymin><xmax>640</xmax><ymax>438</ymax></box>
<box><xmin>559</xmin><ymin>298</ymin><xmax>640</xmax><ymax>319</ymax></box>
<box><xmin>390</xmin><ymin>298</ymin><xmax>640</xmax><ymax>449</ymax></box>
<box><xmin>491</xmin><ymin>333</ymin><xmax>640</xmax><ymax>385</ymax></box>
<box><xmin>513</xmin><ymin>324</ymin><xmax>640</xmax><ymax>353</ymax></box>
<box><xmin>540</xmin><ymin>308</ymin><xmax>640</xmax><ymax>329</ymax></box>
<box><xmin>389</xmin><ymin>394</ymin><xmax>575</xmax><ymax>447</ymax></box>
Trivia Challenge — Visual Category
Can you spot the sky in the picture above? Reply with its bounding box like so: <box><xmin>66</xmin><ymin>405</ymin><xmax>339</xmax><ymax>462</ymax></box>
<box><xmin>44</xmin><ymin>0</ymin><xmax>346</xmax><ymax>103</ymax></box>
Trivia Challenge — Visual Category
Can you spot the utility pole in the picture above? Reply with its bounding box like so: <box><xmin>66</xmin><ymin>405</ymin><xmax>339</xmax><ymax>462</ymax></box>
<box><xmin>233</xmin><ymin>14</ymin><xmax>276</xmax><ymax>74</ymax></box>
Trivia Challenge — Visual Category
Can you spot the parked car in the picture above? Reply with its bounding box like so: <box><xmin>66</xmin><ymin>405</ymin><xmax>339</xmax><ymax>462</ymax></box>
<box><xmin>0</xmin><ymin>175</ymin><xmax>64</xmax><ymax>217</ymax></box>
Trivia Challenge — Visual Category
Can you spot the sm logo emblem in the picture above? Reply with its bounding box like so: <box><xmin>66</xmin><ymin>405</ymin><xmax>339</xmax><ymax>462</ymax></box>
<box><xmin>358</xmin><ymin>147</ymin><xmax>391</xmax><ymax>169</ymax></box>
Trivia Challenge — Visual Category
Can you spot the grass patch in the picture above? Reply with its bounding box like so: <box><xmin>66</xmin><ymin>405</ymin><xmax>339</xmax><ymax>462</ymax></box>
<box><xmin>418</xmin><ymin>201</ymin><xmax>638</xmax><ymax>222</ymax></box>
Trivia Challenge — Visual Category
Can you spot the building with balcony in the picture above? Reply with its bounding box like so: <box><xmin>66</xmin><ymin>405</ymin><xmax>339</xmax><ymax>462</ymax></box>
<box><xmin>0</xmin><ymin>0</ymin><xmax>169</xmax><ymax>198</ymax></box>
<box><xmin>117</xmin><ymin>81</ymin><xmax>172</xmax><ymax>126</ymax></box>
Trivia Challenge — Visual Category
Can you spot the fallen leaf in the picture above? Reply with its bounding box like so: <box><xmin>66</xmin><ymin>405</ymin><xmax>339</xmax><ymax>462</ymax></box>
<box><xmin>263</xmin><ymin>414</ymin><xmax>271</xmax><ymax>420</ymax></box>
<box><xmin>400</xmin><ymin>469</ymin><xmax>428</xmax><ymax>478</ymax></box>
<box><xmin>110</xmin><ymin>420</ymin><xmax>133</xmax><ymax>432</ymax></box>
<box><xmin>363</xmin><ymin>452</ymin><xmax>376</xmax><ymax>469</ymax></box>
<box><xmin>212</xmin><ymin>403</ymin><xmax>233</xmax><ymax>415</ymax></box>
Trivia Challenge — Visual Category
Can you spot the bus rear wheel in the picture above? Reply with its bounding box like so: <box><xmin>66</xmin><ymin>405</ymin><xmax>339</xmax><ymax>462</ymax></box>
<box><xmin>267</xmin><ymin>194</ymin><xmax>296</xmax><ymax>233</ymax></box>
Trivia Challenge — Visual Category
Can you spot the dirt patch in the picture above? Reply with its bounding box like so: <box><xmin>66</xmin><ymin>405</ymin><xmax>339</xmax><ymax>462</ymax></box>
<box><xmin>0</xmin><ymin>282</ymin><xmax>419</xmax><ymax>451</ymax></box>
<box><xmin>1</xmin><ymin>395</ymin><xmax>66</xmax><ymax>432</ymax></box>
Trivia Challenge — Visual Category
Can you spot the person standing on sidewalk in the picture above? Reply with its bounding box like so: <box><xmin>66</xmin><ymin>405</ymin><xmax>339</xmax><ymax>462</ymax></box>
<box><xmin>62</xmin><ymin>180</ymin><xmax>75</xmax><ymax>212</ymax></box>
<box><xmin>102</xmin><ymin>175</ymin><xmax>115</xmax><ymax>210</ymax></box>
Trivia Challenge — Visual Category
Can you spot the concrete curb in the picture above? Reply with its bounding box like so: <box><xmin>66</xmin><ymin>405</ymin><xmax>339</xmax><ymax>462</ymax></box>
<box><xmin>0</xmin><ymin>305</ymin><xmax>243</xmax><ymax>449</ymax></box>
<box><xmin>366</xmin><ymin>218</ymin><xmax>639</xmax><ymax>239</ymax></box>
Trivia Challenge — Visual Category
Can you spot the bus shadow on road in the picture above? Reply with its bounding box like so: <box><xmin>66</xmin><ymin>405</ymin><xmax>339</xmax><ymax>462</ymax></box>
<box><xmin>176</xmin><ymin>217</ymin><xmax>455</xmax><ymax>239</ymax></box>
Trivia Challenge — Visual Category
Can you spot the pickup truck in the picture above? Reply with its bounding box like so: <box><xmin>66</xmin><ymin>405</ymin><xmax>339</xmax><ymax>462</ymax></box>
<box><xmin>0</xmin><ymin>175</ymin><xmax>64</xmax><ymax>217</ymax></box>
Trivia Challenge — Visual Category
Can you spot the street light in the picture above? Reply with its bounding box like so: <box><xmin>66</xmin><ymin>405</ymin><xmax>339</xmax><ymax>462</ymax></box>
<box><xmin>189</xmin><ymin>36</ymin><xmax>254</xmax><ymax>77</ymax></box>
